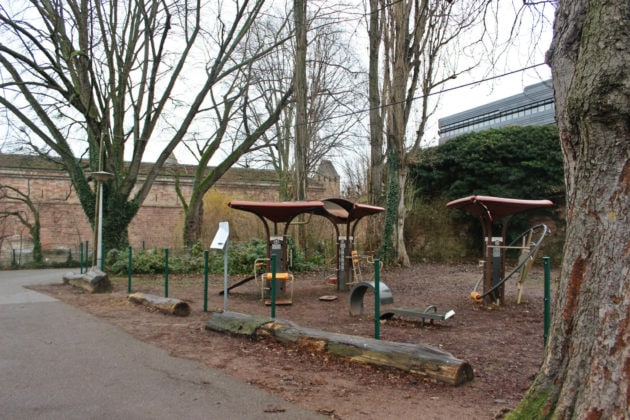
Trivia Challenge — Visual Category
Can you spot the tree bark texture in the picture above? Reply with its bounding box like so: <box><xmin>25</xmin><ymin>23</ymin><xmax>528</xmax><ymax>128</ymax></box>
<box><xmin>512</xmin><ymin>1</ymin><xmax>629</xmax><ymax>417</ymax></box>
<box><xmin>183</xmin><ymin>193</ymin><xmax>203</xmax><ymax>246</ymax></box>
<box><xmin>206</xmin><ymin>311</ymin><xmax>473</xmax><ymax>385</ymax></box>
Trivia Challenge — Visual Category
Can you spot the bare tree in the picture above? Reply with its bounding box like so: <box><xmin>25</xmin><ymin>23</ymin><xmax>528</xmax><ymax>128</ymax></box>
<box><xmin>170</xmin><ymin>10</ymin><xmax>295</xmax><ymax>245</ymax></box>
<box><xmin>0</xmin><ymin>183</ymin><xmax>42</xmax><ymax>263</ymax></box>
<box><xmin>246</xmin><ymin>8</ymin><xmax>366</xmax><ymax>200</ymax></box>
<box><xmin>0</xmin><ymin>0</ymin><xmax>281</xmax><ymax>251</ymax></box>
<box><xmin>176</xmin><ymin>62</ymin><xmax>294</xmax><ymax>244</ymax></box>
<box><xmin>371</xmin><ymin>0</ymin><xmax>486</xmax><ymax>266</ymax></box>
<box><xmin>510</xmin><ymin>0</ymin><xmax>630</xmax><ymax>417</ymax></box>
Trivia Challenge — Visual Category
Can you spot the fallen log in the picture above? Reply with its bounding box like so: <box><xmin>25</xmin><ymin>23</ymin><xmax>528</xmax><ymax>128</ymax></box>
<box><xmin>128</xmin><ymin>293</ymin><xmax>191</xmax><ymax>317</ymax></box>
<box><xmin>62</xmin><ymin>267</ymin><xmax>112</xmax><ymax>293</ymax></box>
<box><xmin>206</xmin><ymin>311</ymin><xmax>473</xmax><ymax>386</ymax></box>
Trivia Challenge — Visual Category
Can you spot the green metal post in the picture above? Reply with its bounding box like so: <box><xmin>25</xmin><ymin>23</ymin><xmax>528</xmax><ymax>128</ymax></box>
<box><xmin>223</xmin><ymin>243</ymin><xmax>229</xmax><ymax>311</ymax></box>
<box><xmin>127</xmin><ymin>246</ymin><xmax>132</xmax><ymax>293</ymax></box>
<box><xmin>374</xmin><ymin>258</ymin><xmax>380</xmax><ymax>340</ymax></box>
<box><xmin>270</xmin><ymin>255</ymin><xmax>277</xmax><ymax>319</ymax></box>
<box><xmin>543</xmin><ymin>256</ymin><xmax>551</xmax><ymax>347</ymax></box>
<box><xmin>164</xmin><ymin>248</ymin><xmax>169</xmax><ymax>297</ymax></box>
<box><xmin>85</xmin><ymin>241</ymin><xmax>89</xmax><ymax>267</ymax></box>
<box><xmin>79</xmin><ymin>242</ymin><xmax>84</xmax><ymax>274</ymax></box>
<box><xmin>99</xmin><ymin>237</ymin><xmax>105</xmax><ymax>271</ymax></box>
<box><xmin>204</xmin><ymin>250</ymin><xmax>209</xmax><ymax>312</ymax></box>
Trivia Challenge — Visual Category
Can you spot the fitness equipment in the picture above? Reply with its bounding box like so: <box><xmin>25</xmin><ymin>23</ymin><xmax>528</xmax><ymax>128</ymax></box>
<box><xmin>447</xmin><ymin>195</ymin><xmax>553</xmax><ymax>304</ymax></box>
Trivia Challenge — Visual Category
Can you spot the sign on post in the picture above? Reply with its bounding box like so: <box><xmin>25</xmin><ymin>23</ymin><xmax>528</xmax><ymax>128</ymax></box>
<box><xmin>211</xmin><ymin>221</ymin><xmax>229</xmax><ymax>250</ymax></box>
<box><xmin>211</xmin><ymin>222</ymin><xmax>230</xmax><ymax>310</ymax></box>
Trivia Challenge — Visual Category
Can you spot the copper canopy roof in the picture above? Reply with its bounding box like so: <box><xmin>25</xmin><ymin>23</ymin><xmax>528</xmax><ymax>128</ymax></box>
<box><xmin>228</xmin><ymin>198</ymin><xmax>384</xmax><ymax>224</ymax></box>
<box><xmin>227</xmin><ymin>200</ymin><xmax>325</xmax><ymax>223</ymax></box>
<box><xmin>446</xmin><ymin>195</ymin><xmax>553</xmax><ymax>221</ymax></box>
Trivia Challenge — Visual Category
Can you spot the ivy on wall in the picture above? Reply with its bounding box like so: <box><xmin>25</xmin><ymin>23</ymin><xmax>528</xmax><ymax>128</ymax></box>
<box><xmin>410</xmin><ymin>125</ymin><xmax>564</xmax><ymax>202</ymax></box>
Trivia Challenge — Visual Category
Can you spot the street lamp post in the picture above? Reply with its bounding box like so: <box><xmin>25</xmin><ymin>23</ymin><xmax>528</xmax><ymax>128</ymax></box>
<box><xmin>89</xmin><ymin>171</ymin><xmax>114</xmax><ymax>270</ymax></box>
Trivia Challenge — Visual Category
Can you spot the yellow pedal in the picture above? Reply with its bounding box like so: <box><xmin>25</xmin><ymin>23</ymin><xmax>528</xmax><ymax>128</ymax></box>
<box><xmin>470</xmin><ymin>291</ymin><xmax>483</xmax><ymax>302</ymax></box>
<box><xmin>265</xmin><ymin>272</ymin><xmax>291</xmax><ymax>281</ymax></box>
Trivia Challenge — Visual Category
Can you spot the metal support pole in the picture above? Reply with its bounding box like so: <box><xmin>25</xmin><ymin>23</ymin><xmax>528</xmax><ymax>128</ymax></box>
<box><xmin>204</xmin><ymin>250</ymin><xmax>209</xmax><ymax>312</ymax></box>
<box><xmin>164</xmin><ymin>248</ymin><xmax>169</xmax><ymax>297</ymax></box>
<box><xmin>374</xmin><ymin>258</ymin><xmax>380</xmax><ymax>340</ymax></box>
<box><xmin>543</xmin><ymin>256</ymin><xmax>551</xmax><ymax>347</ymax></box>
<box><xmin>96</xmin><ymin>181</ymin><xmax>104</xmax><ymax>270</ymax></box>
<box><xmin>127</xmin><ymin>246</ymin><xmax>132</xmax><ymax>293</ymax></box>
<box><xmin>270</xmin><ymin>254</ymin><xmax>277</xmax><ymax>319</ymax></box>
<box><xmin>80</xmin><ymin>242</ymin><xmax>84</xmax><ymax>274</ymax></box>
<box><xmin>223</xmin><ymin>244</ymin><xmax>228</xmax><ymax>311</ymax></box>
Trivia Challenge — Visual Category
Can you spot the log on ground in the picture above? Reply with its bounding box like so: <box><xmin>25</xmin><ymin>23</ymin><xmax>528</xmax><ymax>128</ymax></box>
<box><xmin>62</xmin><ymin>267</ymin><xmax>112</xmax><ymax>293</ymax></box>
<box><xmin>206</xmin><ymin>311</ymin><xmax>473</xmax><ymax>386</ymax></box>
<box><xmin>128</xmin><ymin>293</ymin><xmax>191</xmax><ymax>316</ymax></box>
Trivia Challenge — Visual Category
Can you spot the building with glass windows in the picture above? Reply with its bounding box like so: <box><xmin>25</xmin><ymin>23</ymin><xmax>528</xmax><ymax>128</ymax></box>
<box><xmin>437</xmin><ymin>79</ymin><xmax>555</xmax><ymax>144</ymax></box>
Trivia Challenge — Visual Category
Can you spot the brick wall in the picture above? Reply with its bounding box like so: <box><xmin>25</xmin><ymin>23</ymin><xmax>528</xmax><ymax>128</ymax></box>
<box><xmin>0</xmin><ymin>156</ymin><xmax>340</xmax><ymax>256</ymax></box>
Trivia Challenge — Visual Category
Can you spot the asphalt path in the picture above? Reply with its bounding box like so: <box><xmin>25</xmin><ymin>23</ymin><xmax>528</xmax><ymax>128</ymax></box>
<box><xmin>0</xmin><ymin>269</ymin><xmax>322</xmax><ymax>419</ymax></box>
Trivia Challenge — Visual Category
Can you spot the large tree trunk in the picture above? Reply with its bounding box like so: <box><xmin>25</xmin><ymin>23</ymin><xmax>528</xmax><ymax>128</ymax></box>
<box><xmin>183</xmin><ymin>196</ymin><xmax>203</xmax><ymax>246</ymax></box>
<box><xmin>512</xmin><ymin>1</ymin><xmax>630</xmax><ymax>417</ymax></box>
<box><xmin>378</xmin><ymin>0</ymin><xmax>413</xmax><ymax>267</ymax></box>
<box><xmin>395</xmin><ymin>167</ymin><xmax>410</xmax><ymax>267</ymax></box>
<box><xmin>102</xmin><ymin>187</ymin><xmax>136</xmax><ymax>252</ymax></box>
<box><xmin>294</xmin><ymin>0</ymin><xmax>308</xmax><ymax>202</ymax></box>
<box><xmin>368</xmin><ymin>0</ymin><xmax>384</xmax><ymax>208</ymax></box>
<box><xmin>380</xmin><ymin>149</ymin><xmax>410</xmax><ymax>267</ymax></box>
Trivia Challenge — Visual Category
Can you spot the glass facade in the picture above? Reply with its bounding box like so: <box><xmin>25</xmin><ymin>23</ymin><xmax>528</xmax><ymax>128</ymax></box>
<box><xmin>438</xmin><ymin>80</ymin><xmax>555</xmax><ymax>143</ymax></box>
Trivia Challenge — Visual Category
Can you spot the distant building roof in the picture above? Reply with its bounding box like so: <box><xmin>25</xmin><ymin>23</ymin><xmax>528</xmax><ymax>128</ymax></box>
<box><xmin>317</xmin><ymin>160</ymin><xmax>339</xmax><ymax>179</ymax></box>
<box><xmin>438</xmin><ymin>79</ymin><xmax>555</xmax><ymax>143</ymax></box>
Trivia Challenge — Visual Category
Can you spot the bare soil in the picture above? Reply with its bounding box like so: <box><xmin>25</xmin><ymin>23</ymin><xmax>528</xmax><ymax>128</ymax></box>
<box><xmin>33</xmin><ymin>262</ymin><xmax>556</xmax><ymax>419</ymax></box>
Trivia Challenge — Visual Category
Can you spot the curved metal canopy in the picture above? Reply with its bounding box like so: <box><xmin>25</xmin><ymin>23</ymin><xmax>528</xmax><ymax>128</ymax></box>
<box><xmin>228</xmin><ymin>199</ymin><xmax>384</xmax><ymax>224</ymax></box>
<box><xmin>446</xmin><ymin>195</ymin><xmax>553</xmax><ymax>221</ymax></box>
<box><xmin>318</xmin><ymin>198</ymin><xmax>385</xmax><ymax>224</ymax></box>
<box><xmin>227</xmin><ymin>200</ymin><xmax>325</xmax><ymax>223</ymax></box>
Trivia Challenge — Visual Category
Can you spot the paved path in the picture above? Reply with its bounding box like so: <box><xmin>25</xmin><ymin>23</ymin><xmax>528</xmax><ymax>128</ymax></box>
<box><xmin>0</xmin><ymin>269</ymin><xmax>322</xmax><ymax>419</ymax></box>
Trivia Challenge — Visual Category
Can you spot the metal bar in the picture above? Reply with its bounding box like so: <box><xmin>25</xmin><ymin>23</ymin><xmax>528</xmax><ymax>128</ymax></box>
<box><xmin>374</xmin><ymin>258</ymin><xmax>380</xmax><ymax>340</ymax></box>
<box><xmin>270</xmin><ymin>255</ymin><xmax>277</xmax><ymax>319</ymax></box>
<box><xmin>164</xmin><ymin>248</ymin><xmax>169</xmax><ymax>297</ymax></box>
<box><xmin>79</xmin><ymin>242</ymin><xmax>84</xmax><ymax>274</ymax></box>
<box><xmin>223</xmin><ymin>244</ymin><xmax>229</xmax><ymax>311</ymax></box>
<box><xmin>127</xmin><ymin>246</ymin><xmax>132</xmax><ymax>293</ymax></box>
<box><xmin>544</xmin><ymin>256</ymin><xmax>551</xmax><ymax>347</ymax></box>
<box><xmin>204</xmin><ymin>250</ymin><xmax>209</xmax><ymax>312</ymax></box>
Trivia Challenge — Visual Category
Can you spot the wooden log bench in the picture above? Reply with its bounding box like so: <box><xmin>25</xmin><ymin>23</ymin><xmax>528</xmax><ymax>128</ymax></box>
<box><xmin>128</xmin><ymin>293</ymin><xmax>191</xmax><ymax>317</ymax></box>
<box><xmin>206</xmin><ymin>311</ymin><xmax>473</xmax><ymax>386</ymax></box>
<box><xmin>62</xmin><ymin>267</ymin><xmax>112</xmax><ymax>293</ymax></box>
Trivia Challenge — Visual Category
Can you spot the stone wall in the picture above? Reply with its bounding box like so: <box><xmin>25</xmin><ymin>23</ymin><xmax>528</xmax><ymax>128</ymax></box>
<box><xmin>0</xmin><ymin>154</ymin><xmax>339</xmax><ymax>259</ymax></box>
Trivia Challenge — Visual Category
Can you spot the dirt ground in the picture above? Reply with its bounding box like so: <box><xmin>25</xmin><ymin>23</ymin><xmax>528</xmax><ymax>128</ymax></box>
<box><xmin>32</xmin><ymin>261</ymin><xmax>557</xmax><ymax>419</ymax></box>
